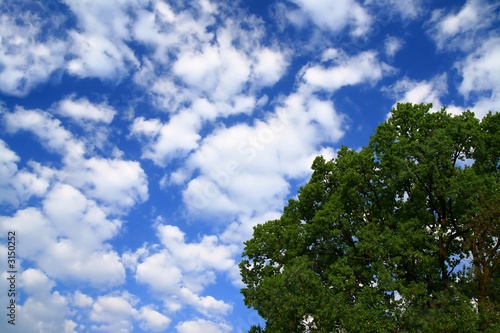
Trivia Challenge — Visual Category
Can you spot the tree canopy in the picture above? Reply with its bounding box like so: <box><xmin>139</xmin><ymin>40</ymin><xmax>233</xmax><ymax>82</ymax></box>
<box><xmin>239</xmin><ymin>103</ymin><xmax>500</xmax><ymax>332</ymax></box>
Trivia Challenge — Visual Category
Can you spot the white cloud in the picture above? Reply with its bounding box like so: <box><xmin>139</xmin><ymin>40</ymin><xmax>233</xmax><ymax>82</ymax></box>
<box><xmin>10</xmin><ymin>161</ymin><xmax>54</xmax><ymax>204</ymax></box>
<box><xmin>366</xmin><ymin>0</ymin><xmax>425</xmax><ymax>20</ymax></box>
<box><xmin>0</xmin><ymin>188</ymin><xmax>126</xmax><ymax>287</ymax></box>
<box><xmin>130</xmin><ymin>1</ymin><xmax>289</xmax><ymax>135</ymax></box>
<box><xmin>302</xmin><ymin>50</ymin><xmax>394</xmax><ymax>92</ymax></box>
<box><xmin>136</xmin><ymin>250</ymin><xmax>183</xmax><ymax>293</ymax></box>
<box><xmin>157</xmin><ymin>224</ymin><xmax>237</xmax><ymax>273</ymax></box>
<box><xmin>383</xmin><ymin>73</ymin><xmax>449</xmax><ymax>111</ymax></box>
<box><xmin>0</xmin><ymin>140</ymin><xmax>21</xmax><ymax>206</ymax></box>
<box><xmin>3</xmin><ymin>106</ymin><xmax>149</xmax><ymax>212</ymax></box>
<box><xmin>70</xmin><ymin>290</ymin><xmax>171</xmax><ymax>333</ymax></box>
<box><xmin>138</xmin><ymin>306</ymin><xmax>171</xmax><ymax>332</ymax></box>
<box><xmin>57</xmin><ymin>96</ymin><xmax>116</xmax><ymax>123</ymax></box>
<box><xmin>40</xmin><ymin>239</ymin><xmax>126</xmax><ymax>288</ymax></box>
<box><xmin>90</xmin><ymin>292</ymin><xmax>138</xmax><ymax>333</ymax></box>
<box><xmin>0</xmin><ymin>8</ymin><xmax>66</xmax><ymax>96</ymax></box>
<box><xmin>0</xmin><ymin>208</ymin><xmax>54</xmax><ymax>258</ymax></box>
<box><xmin>428</xmin><ymin>0</ymin><xmax>499</xmax><ymax>51</ymax></box>
<box><xmin>177</xmin><ymin>84</ymin><xmax>342</xmax><ymax>219</ymax></box>
<box><xmin>178</xmin><ymin>288</ymin><xmax>232</xmax><ymax>317</ymax></box>
<box><xmin>20</xmin><ymin>267</ymin><xmax>55</xmax><ymax>296</ymax></box>
<box><xmin>42</xmin><ymin>183</ymin><xmax>121</xmax><ymax>249</ymax></box>
<box><xmin>289</xmin><ymin>0</ymin><xmax>372</xmax><ymax>36</ymax></box>
<box><xmin>456</xmin><ymin>36</ymin><xmax>500</xmax><ymax>117</ymax></box>
<box><xmin>67</xmin><ymin>31</ymin><xmax>138</xmax><ymax>80</ymax></box>
<box><xmin>63</xmin><ymin>0</ymin><xmax>138</xmax><ymax>39</ymax></box>
<box><xmin>63</xmin><ymin>157</ymin><xmax>149</xmax><ymax>212</ymax></box>
<box><xmin>253</xmin><ymin>48</ymin><xmax>289</xmax><ymax>86</ymax></box>
<box><xmin>132</xmin><ymin>223</ymin><xmax>236</xmax><ymax>317</ymax></box>
<box><xmin>3</xmin><ymin>107</ymin><xmax>86</xmax><ymax>164</ymax></box>
<box><xmin>176</xmin><ymin>319</ymin><xmax>232</xmax><ymax>333</ymax></box>
<box><xmin>72</xmin><ymin>291</ymin><xmax>94</xmax><ymax>308</ymax></box>
<box><xmin>131</xmin><ymin>112</ymin><xmax>202</xmax><ymax>165</ymax></box>
<box><xmin>63</xmin><ymin>0</ymin><xmax>141</xmax><ymax>80</ymax></box>
<box><xmin>0</xmin><ymin>268</ymin><xmax>76</xmax><ymax>333</ymax></box>
<box><xmin>384</xmin><ymin>36</ymin><xmax>403</xmax><ymax>58</ymax></box>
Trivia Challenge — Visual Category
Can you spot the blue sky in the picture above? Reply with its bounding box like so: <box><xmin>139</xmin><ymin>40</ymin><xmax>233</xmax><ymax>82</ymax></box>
<box><xmin>0</xmin><ymin>0</ymin><xmax>499</xmax><ymax>332</ymax></box>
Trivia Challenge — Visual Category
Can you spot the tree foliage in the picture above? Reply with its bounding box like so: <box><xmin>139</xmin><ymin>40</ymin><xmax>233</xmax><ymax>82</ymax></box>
<box><xmin>239</xmin><ymin>103</ymin><xmax>500</xmax><ymax>332</ymax></box>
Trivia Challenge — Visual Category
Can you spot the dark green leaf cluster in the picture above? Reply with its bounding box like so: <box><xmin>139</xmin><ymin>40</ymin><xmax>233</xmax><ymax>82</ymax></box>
<box><xmin>239</xmin><ymin>103</ymin><xmax>500</xmax><ymax>332</ymax></box>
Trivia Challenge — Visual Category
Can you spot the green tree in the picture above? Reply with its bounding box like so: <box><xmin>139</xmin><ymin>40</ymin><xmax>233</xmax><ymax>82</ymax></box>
<box><xmin>239</xmin><ymin>103</ymin><xmax>500</xmax><ymax>332</ymax></box>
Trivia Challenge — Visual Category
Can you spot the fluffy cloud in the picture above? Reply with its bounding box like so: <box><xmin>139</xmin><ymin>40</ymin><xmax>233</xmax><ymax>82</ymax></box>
<box><xmin>3</xmin><ymin>107</ymin><xmax>86</xmax><ymax>164</ymax></box>
<box><xmin>67</xmin><ymin>31</ymin><xmax>138</xmax><ymax>80</ymax></box>
<box><xmin>63</xmin><ymin>157</ymin><xmax>148</xmax><ymax>212</ymax></box>
<box><xmin>3</xmin><ymin>106</ymin><xmax>148</xmax><ymax>212</ymax></box>
<box><xmin>129</xmin><ymin>3</ymin><xmax>291</xmax><ymax>170</ymax></box>
<box><xmin>0</xmin><ymin>268</ymin><xmax>76</xmax><ymax>333</ymax></box>
<box><xmin>383</xmin><ymin>73</ymin><xmax>449</xmax><ymax>111</ymax></box>
<box><xmin>131</xmin><ymin>112</ymin><xmax>203</xmax><ymax>165</ymax></box>
<box><xmin>138</xmin><ymin>306</ymin><xmax>172</xmax><ymax>332</ymax></box>
<box><xmin>177</xmin><ymin>80</ymin><xmax>347</xmax><ymax>219</ymax></box>
<box><xmin>456</xmin><ymin>36</ymin><xmax>500</xmax><ymax>117</ymax></box>
<box><xmin>0</xmin><ymin>140</ymin><xmax>21</xmax><ymax>206</ymax></box>
<box><xmin>288</xmin><ymin>0</ymin><xmax>372</xmax><ymax>36</ymax></box>
<box><xmin>176</xmin><ymin>319</ymin><xmax>231</xmax><ymax>333</ymax></box>
<box><xmin>0</xmin><ymin>104</ymin><xmax>150</xmax><ymax>288</ymax></box>
<box><xmin>89</xmin><ymin>292</ymin><xmax>172</xmax><ymax>333</ymax></box>
<box><xmin>302</xmin><ymin>49</ymin><xmax>394</xmax><ymax>92</ymax></box>
<box><xmin>428</xmin><ymin>0</ymin><xmax>499</xmax><ymax>51</ymax></box>
<box><xmin>0</xmin><ymin>5</ymin><xmax>67</xmax><ymax>96</ymax></box>
<box><xmin>366</xmin><ymin>0</ymin><xmax>425</xmax><ymax>20</ymax></box>
<box><xmin>0</xmin><ymin>187</ymin><xmax>126</xmax><ymax>287</ymax></box>
<box><xmin>384</xmin><ymin>36</ymin><xmax>403</xmax><ymax>58</ymax></box>
<box><xmin>253</xmin><ymin>48</ymin><xmax>289</xmax><ymax>87</ymax></box>
<box><xmin>132</xmin><ymin>224</ymin><xmax>235</xmax><ymax>317</ymax></box>
<box><xmin>89</xmin><ymin>292</ymin><xmax>138</xmax><ymax>332</ymax></box>
<box><xmin>57</xmin><ymin>96</ymin><xmax>116</xmax><ymax>123</ymax></box>
<box><xmin>63</xmin><ymin>0</ymin><xmax>141</xmax><ymax>80</ymax></box>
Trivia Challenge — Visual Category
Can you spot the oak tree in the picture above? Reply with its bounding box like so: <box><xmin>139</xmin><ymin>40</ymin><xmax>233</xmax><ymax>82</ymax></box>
<box><xmin>240</xmin><ymin>103</ymin><xmax>500</xmax><ymax>332</ymax></box>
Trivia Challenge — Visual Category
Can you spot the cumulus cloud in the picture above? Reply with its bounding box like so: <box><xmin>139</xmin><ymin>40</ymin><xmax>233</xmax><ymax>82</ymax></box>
<box><xmin>138</xmin><ymin>306</ymin><xmax>172</xmax><ymax>332</ymax></box>
<box><xmin>57</xmin><ymin>96</ymin><xmax>116</xmax><ymax>123</ymax></box>
<box><xmin>3</xmin><ymin>106</ymin><xmax>148</xmax><ymax>212</ymax></box>
<box><xmin>87</xmin><ymin>291</ymin><xmax>172</xmax><ymax>333</ymax></box>
<box><xmin>132</xmin><ymin>224</ymin><xmax>236</xmax><ymax>317</ymax></box>
<box><xmin>302</xmin><ymin>49</ymin><xmax>394</xmax><ymax>92</ymax></box>
<box><xmin>366</xmin><ymin>0</ymin><xmax>425</xmax><ymax>20</ymax></box>
<box><xmin>288</xmin><ymin>0</ymin><xmax>372</xmax><ymax>36</ymax></box>
<box><xmin>176</xmin><ymin>319</ymin><xmax>232</xmax><ymax>333</ymax></box>
<box><xmin>63</xmin><ymin>157</ymin><xmax>148</xmax><ymax>213</ymax></box>
<box><xmin>3</xmin><ymin>107</ymin><xmax>86</xmax><ymax>164</ymax></box>
<box><xmin>0</xmin><ymin>103</ymin><xmax>150</xmax><ymax>288</ymax></box>
<box><xmin>383</xmin><ymin>73</ymin><xmax>449</xmax><ymax>111</ymax></box>
<box><xmin>384</xmin><ymin>36</ymin><xmax>404</xmax><ymax>58</ymax></box>
<box><xmin>67</xmin><ymin>31</ymin><xmax>138</xmax><ymax>80</ymax></box>
<box><xmin>89</xmin><ymin>292</ymin><xmax>138</xmax><ymax>332</ymax></box>
<box><xmin>131</xmin><ymin>112</ymin><xmax>203</xmax><ymax>165</ymax></box>
<box><xmin>0</xmin><ymin>268</ymin><xmax>76</xmax><ymax>333</ymax></box>
<box><xmin>72</xmin><ymin>291</ymin><xmax>94</xmax><ymax>308</ymax></box>
<box><xmin>178</xmin><ymin>102</ymin><xmax>339</xmax><ymax>218</ymax></box>
<box><xmin>456</xmin><ymin>36</ymin><xmax>500</xmax><ymax>117</ymax></box>
<box><xmin>0</xmin><ymin>189</ymin><xmax>126</xmax><ymax>287</ymax></box>
<box><xmin>0</xmin><ymin>6</ymin><xmax>67</xmax><ymax>96</ymax></box>
<box><xmin>427</xmin><ymin>0</ymin><xmax>499</xmax><ymax>51</ymax></box>
<box><xmin>0</xmin><ymin>140</ymin><xmax>21</xmax><ymax>206</ymax></box>
<box><xmin>176</xmin><ymin>50</ymin><xmax>391</xmax><ymax>220</ymax></box>
<box><xmin>63</xmin><ymin>0</ymin><xmax>141</xmax><ymax>80</ymax></box>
